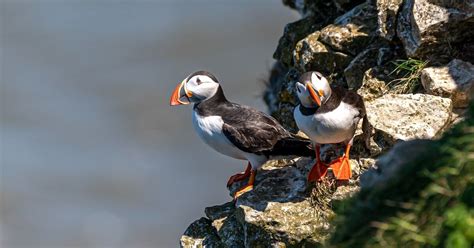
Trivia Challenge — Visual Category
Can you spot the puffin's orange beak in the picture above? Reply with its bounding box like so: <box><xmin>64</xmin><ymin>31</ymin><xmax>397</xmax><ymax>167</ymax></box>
<box><xmin>170</xmin><ymin>79</ymin><xmax>192</xmax><ymax>106</ymax></box>
<box><xmin>306</xmin><ymin>83</ymin><xmax>322</xmax><ymax>106</ymax></box>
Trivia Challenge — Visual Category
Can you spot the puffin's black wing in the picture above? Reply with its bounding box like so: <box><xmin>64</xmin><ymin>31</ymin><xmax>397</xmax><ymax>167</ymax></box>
<box><xmin>221</xmin><ymin>105</ymin><xmax>291</xmax><ymax>154</ymax></box>
<box><xmin>193</xmin><ymin>86</ymin><xmax>314</xmax><ymax>157</ymax></box>
<box><xmin>336</xmin><ymin>86</ymin><xmax>372</xmax><ymax>150</ymax></box>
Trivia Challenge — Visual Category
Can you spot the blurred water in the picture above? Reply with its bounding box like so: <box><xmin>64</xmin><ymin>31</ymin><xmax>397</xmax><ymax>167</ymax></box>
<box><xmin>0</xmin><ymin>1</ymin><xmax>296</xmax><ymax>247</ymax></box>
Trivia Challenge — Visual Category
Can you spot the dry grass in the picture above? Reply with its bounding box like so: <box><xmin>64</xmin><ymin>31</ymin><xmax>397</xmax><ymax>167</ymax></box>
<box><xmin>386</xmin><ymin>59</ymin><xmax>428</xmax><ymax>94</ymax></box>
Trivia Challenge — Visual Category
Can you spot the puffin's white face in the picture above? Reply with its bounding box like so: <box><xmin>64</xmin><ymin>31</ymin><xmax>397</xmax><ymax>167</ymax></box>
<box><xmin>170</xmin><ymin>71</ymin><xmax>220</xmax><ymax>105</ymax></box>
<box><xmin>295</xmin><ymin>82</ymin><xmax>316</xmax><ymax>108</ymax></box>
<box><xmin>185</xmin><ymin>75</ymin><xmax>219</xmax><ymax>102</ymax></box>
<box><xmin>295</xmin><ymin>71</ymin><xmax>331</xmax><ymax>108</ymax></box>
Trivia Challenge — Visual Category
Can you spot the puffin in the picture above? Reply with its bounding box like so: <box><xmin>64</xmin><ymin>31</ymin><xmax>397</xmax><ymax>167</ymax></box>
<box><xmin>170</xmin><ymin>71</ymin><xmax>314</xmax><ymax>198</ymax></box>
<box><xmin>293</xmin><ymin>71</ymin><xmax>371</xmax><ymax>183</ymax></box>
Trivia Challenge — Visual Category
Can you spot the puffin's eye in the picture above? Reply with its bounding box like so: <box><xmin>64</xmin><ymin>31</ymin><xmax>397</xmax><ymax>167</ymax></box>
<box><xmin>196</xmin><ymin>77</ymin><xmax>202</xmax><ymax>85</ymax></box>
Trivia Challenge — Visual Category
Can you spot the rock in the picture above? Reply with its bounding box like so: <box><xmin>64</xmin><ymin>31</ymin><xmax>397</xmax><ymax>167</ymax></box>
<box><xmin>282</xmin><ymin>0</ymin><xmax>365</xmax><ymax>19</ymax></box>
<box><xmin>344</xmin><ymin>47</ymin><xmax>381</xmax><ymax>90</ymax></box>
<box><xmin>181</xmin><ymin>157</ymin><xmax>369</xmax><ymax>247</ymax></box>
<box><xmin>427</xmin><ymin>0</ymin><xmax>474</xmax><ymax>12</ymax></box>
<box><xmin>344</xmin><ymin>43</ymin><xmax>397</xmax><ymax>90</ymax></box>
<box><xmin>421</xmin><ymin>59</ymin><xmax>474</xmax><ymax>108</ymax></box>
<box><xmin>366</xmin><ymin>94</ymin><xmax>453</xmax><ymax>151</ymax></box>
<box><xmin>332</xmin><ymin>104</ymin><xmax>474</xmax><ymax>246</ymax></box>
<box><xmin>212</xmin><ymin>213</ymin><xmax>244</xmax><ymax>247</ymax></box>
<box><xmin>397</xmin><ymin>0</ymin><xmax>474</xmax><ymax>60</ymax></box>
<box><xmin>356</xmin><ymin>68</ymin><xmax>390</xmax><ymax>101</ymax></box>
<box><xmin>293</xmin><ymin>31</ymin><xmax>353</xmax><ymax>75</ymax></box>
<box><xmin>319</xmin><ymin>2</ymin><xmax>378</xmax><ymax>56</ymax></box>
<box><xmin>180</xmin><ymin>217</ymin><xmax>223</xmax><ymax>248</ymax></box>
<box><xmin>205</xmin><ymin>202</ymin><xmax>235</xmax><ymax>221</ymax></box>
<box><xmin>263</xmin><ymin>62</ymin><xmax>290</xmax><ymax>120</ymax></box>
<box><xmin>274</xmin><ymin>16</ymin><xmax>325</xmax><ymax>67</ymax></box>
<box><xmin>264</xmin><ymin>63</ymin><xmax>306</xmax><ymax>132</ymax></box>
<box><xmin>360</xmin><ymin>139</ymin><xmax>432</xmax><ymax>189</ymax></box>
<box><xmin>375</xmin><ymin>0</ymin><xmax>404</xmax><ymax>40</ymax></box>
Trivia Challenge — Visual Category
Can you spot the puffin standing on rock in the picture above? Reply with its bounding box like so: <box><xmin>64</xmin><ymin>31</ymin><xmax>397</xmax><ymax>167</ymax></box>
<box><xmin>293</xmin><ymin>71</ymin><xmax>371</xmax><ymax>183</ymax></box>
<box><xmin>170</xmin><ymin>71</ymin><xmax>314</xmax><ymax>199</ymax></box>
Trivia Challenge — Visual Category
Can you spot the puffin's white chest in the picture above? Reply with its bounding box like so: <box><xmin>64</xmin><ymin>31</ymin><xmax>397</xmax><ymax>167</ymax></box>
<box><xmin>294</xmin><ymin>102</ymin><xmax>359</xmax><ymax>144</ymax></box>
<box><xmin>192</xmin><ymin>111</ymin><xmax>246</xmax><ymax>160</ymax></box>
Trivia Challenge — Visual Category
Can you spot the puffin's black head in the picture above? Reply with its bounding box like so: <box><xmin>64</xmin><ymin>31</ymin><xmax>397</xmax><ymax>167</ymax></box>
<box><xmin>170</xmin><ymin>71</ymin><xmax>220</xmax><ymax>106</ymax></box>
<box><xmin>295</xmin><ymin>71</ymin><xmax>332</xmax><ymax>108</ymax></box>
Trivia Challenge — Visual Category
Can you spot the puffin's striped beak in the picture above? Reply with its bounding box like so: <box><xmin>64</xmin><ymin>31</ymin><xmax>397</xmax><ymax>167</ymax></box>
<box><xmin>306</xmin><ymin>83</ymin><xmax>322</xmax><ymax>106</ymax></box>
<box><xmin>170</xmin><ymin>79</ymin><xmax>192</xmax><ymax>106</ymax></box>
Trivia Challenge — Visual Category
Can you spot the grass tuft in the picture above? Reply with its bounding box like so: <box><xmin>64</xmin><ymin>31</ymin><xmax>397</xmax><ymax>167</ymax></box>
<box><xmin>386</xmin><ymin>59</ymin><xmax>428</xmax><ymax>94</ymax></box>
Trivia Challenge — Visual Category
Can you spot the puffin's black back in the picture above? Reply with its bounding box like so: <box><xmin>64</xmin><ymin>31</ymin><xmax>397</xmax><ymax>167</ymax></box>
<box><xmin>195</xmin><ymin>86</ymin><xmax>315</xmax><ymax>157</ymax></box>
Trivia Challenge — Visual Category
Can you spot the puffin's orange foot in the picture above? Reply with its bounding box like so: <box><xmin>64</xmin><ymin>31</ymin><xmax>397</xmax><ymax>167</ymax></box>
<box><xmin>329</xmin><ymin>156</ymin><xmax>352</xmax><ymax>180</ymax></box>
<box><xmin>227</xmin><ymin>172</ymin><xmax>250</xmax><ymax>187</ymax></box>
<box><xmin>233</xmin><ymin>184</ymin><xmax>253</xmax><ymax>199</ymax></box>
<box><xmin>227</xmin><ymin>164</ymin><xmax>251</xmax><ymax>187</ymax></box>
<box><xmin>308</xmin><ymin>161</ymin><xmax>329</xmax><ymax>183</ymax></box>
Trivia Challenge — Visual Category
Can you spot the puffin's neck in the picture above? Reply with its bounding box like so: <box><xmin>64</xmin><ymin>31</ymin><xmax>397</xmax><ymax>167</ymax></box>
<box><xmin>299</xmin><ymin>104</ymin><xmax>319</xmax><ymax>116</ymax></box>
<box><xmin>193</xmin><ymin>85</ymin><xmax>228</xmax><ymax>113</ymax></box>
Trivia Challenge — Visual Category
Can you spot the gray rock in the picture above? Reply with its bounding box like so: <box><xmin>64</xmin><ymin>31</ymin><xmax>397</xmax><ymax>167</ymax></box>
<box><xmin>427</xmin><ymin>0</ymin><xmax>474</xmax><ymax>12</ymax></box>
<box><xmin>361</xmin><ymin>139</ymin><xmax>432</xmax><ymax>189</ymax></box>
<box><xmin>375</xmin><ymin>0</ymin><xmax>404</xmax><ymax>40</ymax></box>
<box><xmin>293</xmin><ymin>31</ymin><xmax>353</xmax><ymax>75</ymax></box>
<box><xmin>397</xmin><ymin>0</ymin><xmax>474</xmax><ymax>60</ymax></box>
<box><xmin>264</xmin><ymin>67</ymin><xmax>301</xmax><ymax>132</ymax></box>
<box><xmin>421</xmin><ymin>59</ymin><xmax>474</xmax><ymax>108</ymax></box>
<box><xmin>366</xmin><ymin>94</ymin><xmax>453</xmax><ymax>148</ymax></box>
<box><xmin>356</xmin><ymin>68</ymin><xmax>390</xmax><ymax>101</ymax></box>
<box><xmin>344</xmin><ymin>43</ymin><xmax>396</xmax><ymax>90</ymax></box>
<box><xmin>344</xmin><ymin>47</ymin><xmax>381</xmax><ymax>90</ymax></box>
<box><xmin>274</xmin><ymin>16</ymin><xmax>325</xmax><ymax>67</ymax></box>
<box><xmin>180</xmin><ymin>217</ymin><xmax>223</xmax><ymax>248</ymax></box>
<box><xmin>213</xmin><ymin>213</ymin><xmax>244</xmax><ymax>248</ymax></box>
<box><xmin>282</xmin><ymin>0</ymin><xmax>365</xmax><ymax>19</ymax></box>
<box><xmin>205</xmin><ymin>202</ymin><xmax>235</xmax><ymax>221</ymax></box>
<box><xmin>181</xmin><ymin>157</ymin><xmax>365</xmax><ymax>247</ymax></box>
<box><xmin>319</xmin><ymin>2</ymin><xmax>377</xmax><ymax>56</ymax></box>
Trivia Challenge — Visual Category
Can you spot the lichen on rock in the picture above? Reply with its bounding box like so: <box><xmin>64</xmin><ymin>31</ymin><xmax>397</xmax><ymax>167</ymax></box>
<box><xmin>180</xmin><ymin>158</ymin><xmax>366</xmax><ymax>248</ymax></box>
<box><xmin>366</xmin><ymin>93</ymin><xmax>452</xmax><ymax>142</ymax></box>
<box><xmin>397</xmin><ymin>0</ymin><xmax>474</xmax><ymax>62</ymax></box>
<box><xmin>421</xmin><ymin>59</ymin><xmax>474</xmax><ymax>108</ymax></box>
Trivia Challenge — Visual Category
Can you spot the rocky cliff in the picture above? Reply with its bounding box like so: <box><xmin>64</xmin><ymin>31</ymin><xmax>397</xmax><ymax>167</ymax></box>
<box><xmin>180</xmin><ymin>0</ymin><xmax>473</xmax><ymax>247</ymax></box>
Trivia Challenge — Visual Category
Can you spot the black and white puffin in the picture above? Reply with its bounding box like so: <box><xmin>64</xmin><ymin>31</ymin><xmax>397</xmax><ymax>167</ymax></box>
<box><xmin>293</xmin><ymin>71</ymin><xmax>371</xmax><ymax>183</ymax></box>
<box><xmin>170</xmin><ymin>71</ymin><xmax>314</xmax><ymax>198</ymax></box>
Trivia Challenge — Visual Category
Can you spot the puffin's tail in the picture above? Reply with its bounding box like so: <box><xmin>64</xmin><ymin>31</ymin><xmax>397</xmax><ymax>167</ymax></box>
<box><xmin>267</xmin><ymin>136</ymin><xmax>315</xmax><ymax>157</ymax></box>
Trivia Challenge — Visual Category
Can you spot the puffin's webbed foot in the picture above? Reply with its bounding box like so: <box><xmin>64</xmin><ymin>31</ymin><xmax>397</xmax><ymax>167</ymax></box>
<box><xmin>234</xmin><ymin>184</ymin><xmax>254</xmax><ymax>199</ymax></box>
<box><xmin>233</xmin><ymin>169</ymin><xmax>256</xmax><ymax>199</ymax></box>
<box><xmin>308</xmin><ymin>160</ymin><xmax>329</xmax><ymax>182</ymax></box>
<box><xmin>227</xmin><ymin>163</ymin><xmax>251</xmax><ymax>187</ymax></box>
<box><xmin>329</xmin><ymin>156</ymin><xmax>352</xmax><ymax>181</ymax></box>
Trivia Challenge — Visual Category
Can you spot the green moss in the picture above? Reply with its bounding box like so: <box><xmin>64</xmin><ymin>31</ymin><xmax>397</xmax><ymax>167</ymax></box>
<box><xmin>329</xmin><ymin>101</ymin><xmax>474</xmax><ymax>247</ymax></box>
